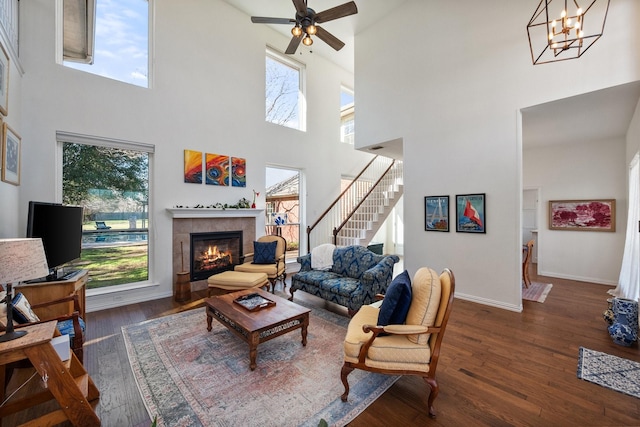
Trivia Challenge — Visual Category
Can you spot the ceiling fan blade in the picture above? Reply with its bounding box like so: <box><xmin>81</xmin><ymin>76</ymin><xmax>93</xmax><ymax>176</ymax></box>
<box><xmin>315</xmin><ymin>1</ymin><xmax>358</xmax><ymax>24</ymax></box>
<box><xmin>314</xmin><ymin>26</ymin><xmax>345</xmax><ymax>51</ymax></box>
<box><xmin>251</xmin><ymin>16</ymin><xmax>295</xmax><ymax>24</ymax></box>
<box><xmin>285</xmin><ymin>35</ymin><xmax>303</xmax><ymax>55</ymax></box>
<box><xmin>292</xmin><ymin>0</ymin><xmax>307</xmax><ymax>16</ymax></box>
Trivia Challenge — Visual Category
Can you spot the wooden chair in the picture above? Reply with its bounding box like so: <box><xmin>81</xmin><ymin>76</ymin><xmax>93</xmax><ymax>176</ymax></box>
<box><xmin>522</xmin><ymin>239</ymin><xmax>534</xmax><ymax>288</ymax></box>
<box><xmin>340</xmin><ymin>268</ymin><xmax>455</xmax><ymax>418</ymax></box>
<box><xmin>234</xmin><ymin>235</ymin><xmax>287</xmax><ymax>292</ymax></box>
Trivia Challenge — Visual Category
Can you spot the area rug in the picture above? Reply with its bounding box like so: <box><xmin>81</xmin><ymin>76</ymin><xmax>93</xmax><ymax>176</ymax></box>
<box><xmin>122</xmin><ymin>306</ymin><xmax>398</xmax><ymax>427</ymax></box>
<box><xmin>577</xmin><ymin>347</ymin><xmax>640</xmax><ymax>399</ymax></box>
<box><xmin>522</xmin><ymin>281</ymin><xmax>553</xmax><ymax>303</ymax></box>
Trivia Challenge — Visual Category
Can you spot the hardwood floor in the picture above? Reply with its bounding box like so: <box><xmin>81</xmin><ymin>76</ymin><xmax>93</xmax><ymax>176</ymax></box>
<box><xmin>5</xmin><ymin>265</ymin><xmax>640</xmax><ymax>426</ymax></box>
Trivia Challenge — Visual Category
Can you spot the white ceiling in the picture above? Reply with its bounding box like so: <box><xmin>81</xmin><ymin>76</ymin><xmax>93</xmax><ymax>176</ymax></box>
<box><xmin>222</xmin><ymin>0</ymin><xmax>407</xmax><ymax>72</ymax></box>
<box><xmin>223</xmin><ymin>1</ymin><xmax>640</xmax><ymax>158</ymax></box>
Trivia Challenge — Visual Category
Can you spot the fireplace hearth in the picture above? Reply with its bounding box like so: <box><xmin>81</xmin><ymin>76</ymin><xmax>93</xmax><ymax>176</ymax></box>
<box><xmin>190</xmin><ymin>231</ymin><xmax>243</xmax><ymax>281</ymax></box>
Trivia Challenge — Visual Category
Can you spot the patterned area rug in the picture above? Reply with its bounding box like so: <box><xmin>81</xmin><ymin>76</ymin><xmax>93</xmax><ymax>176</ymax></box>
<box><xmin>522</xmin><ymin>281</ymin><xmax>553</xmax><ymax>303</ymax></box>
<box><xmin>577</xmin><ymin>347</ymin><xmax>640</xmax><ymax>399</ymax></box>
<box><xmin>122</xmin><ymin>305</ymin><xmax>398</xmax><ymax>427</ymax></box>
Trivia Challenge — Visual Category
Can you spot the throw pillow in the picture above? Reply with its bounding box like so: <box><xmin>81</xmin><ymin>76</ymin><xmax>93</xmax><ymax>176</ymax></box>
<box><xmin>12</xmin><ymin>292</ymin><xmax>40</xmax><ymax>324</ymax></box>
<box><xmin>377</xmin><ymin>270</ymin><xmax>412</xmax><ymax>326</ymax></box>
<box><xmin>253</xmin><ymin>240</ymin><xmax>277</xmax><ymax>264</ymax></box>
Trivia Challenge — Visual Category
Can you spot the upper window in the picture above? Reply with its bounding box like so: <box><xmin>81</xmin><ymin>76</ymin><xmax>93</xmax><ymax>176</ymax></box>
<box><xmin>63</xmin><ymin>0</ymin><xmax>149</xmax><ymax>88</ymax></box>
<box><xmin>340</xmin><ymin>86</ymin><xmax>354</xmax><ymax>144</ymax></box>
<box><xmin>265</xmin><ymin>47</ymin><xmax>306</xmax><ymax>131</ymax></box>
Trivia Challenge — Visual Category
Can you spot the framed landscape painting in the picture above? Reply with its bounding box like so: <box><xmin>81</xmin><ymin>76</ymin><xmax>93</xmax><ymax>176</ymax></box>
<box><xmin>425</xmin><ymin>196</ymin><xmax>449</xmax><ymax>231</ymax></box>
<box><xmin>2</xmin><ymin>123</ymin><xmax>20</xmax><ymax>185</ymax></box>
<box><xmin>548</xmin><ymin>199</ymin><xmax>615</xmax><ymax>231</ymax></box>
<box><xmin>455</xmin><ymin>193</ymin><xmax>486</xmax><ymax>233</ymax></box>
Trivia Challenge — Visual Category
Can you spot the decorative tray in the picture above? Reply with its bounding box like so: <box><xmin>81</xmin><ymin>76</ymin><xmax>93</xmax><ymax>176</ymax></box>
<box><xmin>233</xmin><ymin>293</ymin><xmax>276</xmax><ymax>312</ymax></box>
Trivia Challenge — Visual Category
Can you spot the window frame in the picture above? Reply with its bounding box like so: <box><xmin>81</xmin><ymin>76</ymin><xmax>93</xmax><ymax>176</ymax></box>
<box><xmin>340</xmin><ymin>85</ymin><xmax>355</xmax><ymax>144</ymax></box>
<box><xmin>265</xmin><ymin>46</ymin><xmax>307</xmax><ymax>132</ymax></box>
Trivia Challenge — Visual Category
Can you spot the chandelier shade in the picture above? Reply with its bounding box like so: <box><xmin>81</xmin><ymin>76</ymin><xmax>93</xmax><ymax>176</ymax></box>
<box><xmin>527</xmin><ymin>0</ymin><xmax>610</xmax><ymax>65</ymax></box>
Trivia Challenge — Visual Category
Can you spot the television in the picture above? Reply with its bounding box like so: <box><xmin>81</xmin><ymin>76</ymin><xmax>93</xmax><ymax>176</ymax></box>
<box><xmin>26</xmin><ymin>201</ymin><xmax>83</xmax><ymax>280</ymax></box>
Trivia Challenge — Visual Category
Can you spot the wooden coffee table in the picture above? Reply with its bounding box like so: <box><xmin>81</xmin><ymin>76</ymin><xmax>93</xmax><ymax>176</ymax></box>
<box><xmin>205</xmin><ymin>288</ymin><xmax>311</xmax><ymax>370</ymax></box>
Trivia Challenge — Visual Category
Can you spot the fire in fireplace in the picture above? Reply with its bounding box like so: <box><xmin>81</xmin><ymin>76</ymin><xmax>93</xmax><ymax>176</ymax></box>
<box><xmin>190</xmin><ymin>231</ymin><xmax>243</xmax><ymax>281</ymax></box>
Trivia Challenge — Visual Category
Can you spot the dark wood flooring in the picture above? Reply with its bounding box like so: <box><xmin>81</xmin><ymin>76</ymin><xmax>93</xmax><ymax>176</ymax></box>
<box><xmin>4</xmin><ymin>265</ymin><xmax>640</xmax><ymax>426</ymax></box>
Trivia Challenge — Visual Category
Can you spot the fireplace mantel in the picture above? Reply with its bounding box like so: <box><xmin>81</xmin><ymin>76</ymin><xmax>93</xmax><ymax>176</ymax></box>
<box><xmin>167</xmin><ymin>208</ymin><xmax>264</xmax><ymax>219</ymax></box>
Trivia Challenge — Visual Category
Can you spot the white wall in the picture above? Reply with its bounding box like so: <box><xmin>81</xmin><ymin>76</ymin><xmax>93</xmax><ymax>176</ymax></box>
<box><xmin>524</xmin><ymin>139</ymin><xmax>627</xmax><ymax>284</ymax></box>
<box><xmin>628</xmin><ymin>98</ymin><xmax>640</xmax><ymax>162</ymax></box>
<box><xmin>17</xmin><ymin>0</ymin><xmax>374</xmax><ymax>311</ymax></box>
<box><xmin>356</xmin><ymin>0</ymin><xmax>640</xmax><ymax>311</ymax></box>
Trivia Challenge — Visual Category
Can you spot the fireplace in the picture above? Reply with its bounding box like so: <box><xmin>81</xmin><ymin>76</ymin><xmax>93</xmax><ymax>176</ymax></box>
<box><xmin>190</xmin><ymin>231</ymin><xmax>243</xmax><ymax>281</ymax></box>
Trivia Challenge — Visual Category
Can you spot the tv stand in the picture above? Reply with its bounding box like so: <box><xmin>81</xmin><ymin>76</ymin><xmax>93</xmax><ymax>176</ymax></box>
<box><xmin>14</xmin><ymin>270</ymin><xmax>88</xmax><ymax>321</ymax></box>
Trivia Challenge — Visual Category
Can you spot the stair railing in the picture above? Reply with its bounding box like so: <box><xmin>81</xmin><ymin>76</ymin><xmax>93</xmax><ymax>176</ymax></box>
<box><xmin>306</xmin><ymin>156</ymin><xmax>396</xmax><ymax>251</ymax></box>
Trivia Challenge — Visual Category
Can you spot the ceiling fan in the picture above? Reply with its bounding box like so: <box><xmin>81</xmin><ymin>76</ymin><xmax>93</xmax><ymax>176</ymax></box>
<box><xmin>251</xmin><ymin>0</ymin><xmax>358</xmax><ymax>55</ymax></box>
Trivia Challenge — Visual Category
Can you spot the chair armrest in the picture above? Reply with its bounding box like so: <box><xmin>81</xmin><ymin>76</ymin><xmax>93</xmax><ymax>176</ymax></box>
<box><xmin>356</xmin><ymin>323</ymin><xmax>441</xmax><ymax>363</ymax></box>
<box><xmin>30</xmin><ymin>294</ymin><xmax>81</xmax><ymax>313</ymax></box>
<box><xmin>360</xmin><ymin>256</ymin><xmax>397</xmax><ymax>289</ymax></box>
<box><xmin>15</xmin><ymin>310</ymin><xmax>80</xmax><ymax>328</ymax></box>
<box><xmin>297</xmin><ymin>254</ymin><xmax>312</xmax><ymax>271</ymax></box>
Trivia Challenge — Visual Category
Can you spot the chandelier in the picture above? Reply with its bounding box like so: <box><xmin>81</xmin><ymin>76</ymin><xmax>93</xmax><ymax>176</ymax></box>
<box><xmin>527</xmin><ymin>0</ymin><xmax>610</xmax><ymax>65</ymax></box>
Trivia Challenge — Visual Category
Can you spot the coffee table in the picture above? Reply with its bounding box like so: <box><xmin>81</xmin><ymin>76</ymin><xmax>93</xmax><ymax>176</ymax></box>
<box><xmin>205</xmin><ymin>288</ymin><xmax>311</xmax><ymax>370</ymax></box>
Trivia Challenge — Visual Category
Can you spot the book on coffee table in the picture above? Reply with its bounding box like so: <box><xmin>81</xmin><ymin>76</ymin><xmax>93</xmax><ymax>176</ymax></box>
<box><xmin>233</xmin><ymin>293</ymin><xmax>276</xmax><ymax>312</ymax></box>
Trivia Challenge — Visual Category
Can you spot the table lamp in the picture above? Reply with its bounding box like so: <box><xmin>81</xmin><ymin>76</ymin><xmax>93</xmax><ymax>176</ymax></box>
<box><xmin>0</xmin><ymin>238</ymin><xmax>49</xmax><ymax>342</ymax></box>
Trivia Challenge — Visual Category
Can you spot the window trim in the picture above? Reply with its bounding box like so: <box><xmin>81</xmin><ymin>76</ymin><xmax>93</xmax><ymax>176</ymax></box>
<box><xmin>265</xmin><ymin>46</ymin><xmax>307</xmax><ymax>132</ymax></box>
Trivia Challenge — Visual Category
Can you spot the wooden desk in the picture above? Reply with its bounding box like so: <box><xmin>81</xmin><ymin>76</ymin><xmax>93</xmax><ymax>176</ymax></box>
<box><xmin>0</xmin><ymin>321</ymin><xmax>100</xmax><ymax>426</ymax></box>
<box><xmin>15</xmin><ymin>270</ymin><xmax>88</xmax><ymax>320</ymax></box>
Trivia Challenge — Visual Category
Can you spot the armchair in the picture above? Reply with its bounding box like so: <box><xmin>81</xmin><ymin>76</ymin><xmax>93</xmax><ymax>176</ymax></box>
<box><xmin>340</xmin><ymin>268</ymin><xmax>455</xmax><ymax>418</ymax></box>
<box><xmin>234</xmin><ymin>235</ymin><xmax>287</xmax><ymax>292</ymax></box>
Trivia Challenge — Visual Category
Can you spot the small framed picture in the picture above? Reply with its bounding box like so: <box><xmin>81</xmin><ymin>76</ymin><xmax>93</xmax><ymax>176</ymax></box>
<box><xmin>2</xmin><ymin>123</ymin><xmax>21</xmax><ymax>185</ymax></box>
<box><xmin>0</xmin><ymin>41</ymin><xmax>8</xmax><ymax>116</ymax></box>
<box><xmin>425</xmin><ymin>196</ymin><xmax>449</xmax><ymax>231</ymax></box>
<box><xmin>456</xmin><ymin>193</ymin><xmax>486</xmax><ymax>233</ymax></box>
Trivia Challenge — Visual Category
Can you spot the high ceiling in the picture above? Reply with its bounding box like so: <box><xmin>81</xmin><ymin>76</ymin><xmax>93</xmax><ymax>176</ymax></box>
<box><xmin>223</xmin><ymin>1</ymin><xmax>640</xmax><ymax>158</ymax></box>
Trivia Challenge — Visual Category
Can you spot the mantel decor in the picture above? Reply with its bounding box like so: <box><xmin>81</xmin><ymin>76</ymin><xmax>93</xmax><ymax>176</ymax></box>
<box><xmin>527</xmin><ymin>0</ymin><xmax>610</xmax><ymax>65</ymax></box>
<box><xmin>548</xmin><ymin>199</ymin><xmax>615</xmax><ymax>231</ymax></box>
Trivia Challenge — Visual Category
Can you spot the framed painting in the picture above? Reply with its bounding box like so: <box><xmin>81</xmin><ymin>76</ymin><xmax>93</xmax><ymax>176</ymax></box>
<box><xmin>548</xmin><ymin>199</ymin><xmax>615</xmax><ymax>231</ymax></box>
<box><xmin>231</xmin><ymin>157</ymin><xmax>246</xmax><ymax>187</ymax></box>
<box><xmin>456</xmin><ymin>193</ymin><xmax>486</xmax><ymax>233</ymax></box>
<box><xmin>2</xmin><ymin>123</ymin><xmax>20</xmax><ymax>185</ymax></box>
<box><xmin>205</xmin><ymin>153</ymin><xmax>229</xmax><ymax>186</ymax></box>
<box><xmin>0</xmin><ymin>41</ymin><xmax>8</xmax><ymax>116</ymax></box>
<box><xmin>184</xmin><ymin>149</ymin><xmax>203</xmax><ymax>184</ymax></box>
<box><xmin>425</xmin><ymin>196</ymin><xmax>449</xmax><ymax>231</ymax></box>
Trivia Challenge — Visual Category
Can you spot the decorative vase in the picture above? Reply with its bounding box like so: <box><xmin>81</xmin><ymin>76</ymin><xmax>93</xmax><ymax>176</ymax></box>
<box><xmin>607</xmin><ymin>298</ymin><xmax>639</xmax><ymax>346</ymax></box>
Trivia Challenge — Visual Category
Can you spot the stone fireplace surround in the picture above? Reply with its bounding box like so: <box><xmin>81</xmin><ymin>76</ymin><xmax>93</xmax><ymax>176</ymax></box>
<box><xmin>168</xmin><ymin>208</ymin><xmax>264</xmax><ymax>292</ymax></box>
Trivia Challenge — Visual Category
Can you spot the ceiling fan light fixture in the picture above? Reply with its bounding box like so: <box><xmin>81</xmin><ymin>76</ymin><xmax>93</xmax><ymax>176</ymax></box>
<box><xmin>306</xmin><ymin>24</ymin><xmax>317</xmax><ymax>35</ymax></box>
<box><xmin>302</xmin><ymin>35</ymin><xmax>313</xmax><ymax>46</ymax></box>
<box><xmin>291</xmin><ymin>25</ymin><xmax>303</xmax><ymax>37</ymax></box>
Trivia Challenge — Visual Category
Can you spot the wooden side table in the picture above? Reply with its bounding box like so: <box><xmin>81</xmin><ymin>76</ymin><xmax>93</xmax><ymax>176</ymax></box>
<box><xmin>0</xmin><ymin>321</ymin><xmax>100</xmax><ymax>426</ymax></box>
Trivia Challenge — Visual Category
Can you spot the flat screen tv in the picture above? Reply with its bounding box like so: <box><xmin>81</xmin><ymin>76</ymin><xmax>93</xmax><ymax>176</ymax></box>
<box><xmin>26</xmin><ymin>201</ymin><xmax>83</xmax><ymax>280</ymax></box>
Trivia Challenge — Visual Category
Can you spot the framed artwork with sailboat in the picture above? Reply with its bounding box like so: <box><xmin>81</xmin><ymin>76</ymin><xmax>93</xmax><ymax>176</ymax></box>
<box><xmin>425</xmin><ymin>196</ymin><xmax>450</xmax><ymax>231</ymax></box>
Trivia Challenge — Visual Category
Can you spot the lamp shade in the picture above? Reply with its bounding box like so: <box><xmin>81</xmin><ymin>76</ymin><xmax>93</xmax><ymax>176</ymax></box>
<box><xmin>0</xmin><ymin>238</ymin><xmax>50</xmax><ymax>284</ymax></box>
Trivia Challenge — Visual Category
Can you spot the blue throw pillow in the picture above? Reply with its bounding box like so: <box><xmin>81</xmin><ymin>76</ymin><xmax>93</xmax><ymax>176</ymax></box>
<box><xmin>377</xmin><ymin>270</ymin><xmax>412</xmax><ymax>326</ymax></box>
<box><xmin>253</xmin><ymin>240</ymin><xmax>277</xmax><ymax>264</ymax></box>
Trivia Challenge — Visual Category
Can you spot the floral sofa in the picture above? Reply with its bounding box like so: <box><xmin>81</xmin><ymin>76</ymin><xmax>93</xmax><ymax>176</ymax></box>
<box><xmin>289</xmin><ymin>245</ymin><xmax>400</xmax><ymax>315</ymax></box>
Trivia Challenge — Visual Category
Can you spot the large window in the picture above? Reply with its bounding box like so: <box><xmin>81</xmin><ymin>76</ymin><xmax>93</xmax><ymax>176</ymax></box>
<box><xmin>265</xmin><ymin>47</ymin><xmax>306</xmax><ymax>131</ymax></box>
<box><xmin>340</xmin><ymin>86</ymin><xmax>354</xmax><ymax>144</ymax></box>
<box><xmin>63</xmin><ymin>0</ymin><xmax>149</xmax><ymax>88</ymax></box>
<box><xmin>60</xmin><ymin>133</ymin><xmax>153</xmax><ymax>290</ymax></box>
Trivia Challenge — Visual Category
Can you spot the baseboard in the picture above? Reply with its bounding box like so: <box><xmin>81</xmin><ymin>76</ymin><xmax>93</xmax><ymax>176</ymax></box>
<box><xmin>87</xmin><ymin>288</ymin><xmax>172</xmax><ymax>313</ymax></box>
<box><xmin>537</xmin><ymin>270</ymin><xmax>617</xmax><ymax>286</ymax></box>
<box><xmin>454</xmin><ymin>292</ymin><xmax>522</xmax><ymax>313</ymax></box>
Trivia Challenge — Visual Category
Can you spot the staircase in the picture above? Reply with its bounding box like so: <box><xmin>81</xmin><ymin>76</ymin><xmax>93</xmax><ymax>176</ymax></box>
<box><xmin>306</xmin><ymin>156</ymin><xmax>403</xmax><ymax>251</ymax></box>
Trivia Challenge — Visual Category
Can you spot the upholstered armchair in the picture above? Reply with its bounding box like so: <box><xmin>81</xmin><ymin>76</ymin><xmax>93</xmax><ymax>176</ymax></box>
<box><xmin>234</xmin><ymin>235</ymin><xmax>287</xmax><ymax>292</ymax></box>
<box><xmin>340</xmin><ymin>268</ymin><xmax>455</xmax><ymax>418</ymax></box>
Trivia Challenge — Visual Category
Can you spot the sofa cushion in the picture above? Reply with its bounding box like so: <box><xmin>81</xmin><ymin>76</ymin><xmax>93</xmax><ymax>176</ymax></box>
<box><xmin>293</xmin><ymin>270</ymin><xmax>342</xmax><ymax>288</ymax></box>
<box><xmin>405</xmin><ymin>268</ymin><xmax>441</xmax><ymax>345</ymax></box>
<box><xmin>319</xmin><ymin>277</ymin><xmax>361</xmax><ymax>298</ymax></box>
<box><xmin>253</xmin><ymin>240</ymin><xmax>277</xmax><ymax>264</ymax></box>
<box><xmin>377</xmin><ymin>270</ymin><xmax>412</xmax><ymax>326</ymax></box>
<box><xmin>12</xmin><ymin>293</ymin><xmax>40</xmax><ymax>324</ymax></box>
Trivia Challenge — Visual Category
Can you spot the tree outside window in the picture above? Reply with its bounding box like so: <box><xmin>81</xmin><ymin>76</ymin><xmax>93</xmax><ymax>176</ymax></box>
<box><xmin>341</xmin><ymin>86</ymin><xmax>354</xmax><ymax>144</ymax></box>
<box><xmin>266</xmin><ymin>48</ymin><xmax>305</xmax><ymax>130</ymax></box>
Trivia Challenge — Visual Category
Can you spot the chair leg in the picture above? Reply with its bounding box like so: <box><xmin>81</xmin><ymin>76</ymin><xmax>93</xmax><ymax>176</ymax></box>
<box><xmin>340</xmin><ymin>364</ymin><xmax>354</xmax><ymax>402</ymax></box>
<box><xmin>424</xmin><ymin>376</ymin><xmax>439</xmax><ymax>418</ymax></box>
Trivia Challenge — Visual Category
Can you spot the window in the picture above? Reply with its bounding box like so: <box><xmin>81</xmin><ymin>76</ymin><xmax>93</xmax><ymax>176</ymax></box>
<box><xmin>265</xmin><ymin>47</ymin><xmax>306</xmax><ymax>131</ymax></box>
<box><xmin>63</xmin><ymin>0</ymin><xmax>149</xmax><ymax>88</ymax></box>
<box><xmin>340</xmin><ymin>86</ymin><xmax>354</xmax><ymax>144</ymax></box>
<box><xmin>59</xmin><ymin>132</ymin><xmax>153</xmax><ymax>291</ymax></box>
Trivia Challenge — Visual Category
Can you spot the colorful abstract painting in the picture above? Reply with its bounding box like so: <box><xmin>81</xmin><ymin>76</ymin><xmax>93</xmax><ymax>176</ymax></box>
<box><xmin>549</xmin><ymin>199</ymin><xmax>615</xmax><ymax>231</ymax></box>
<box><xmin>184</xmin><ymin>149</ymin><xmax>203</xmax><ymax>184</ymax></box>
<box><xmin>205</xmin><ymin>153</ymin><xmax>229</xmax><ymax>186</ymax></box>
<box><xmin>231</xmin><ymin>157</ymin><xmax>246</xmax><ymax>187</ymax></box>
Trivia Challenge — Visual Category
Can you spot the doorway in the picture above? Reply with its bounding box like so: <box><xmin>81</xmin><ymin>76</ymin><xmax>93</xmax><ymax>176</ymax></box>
<box><xmin>266</xmin><ymin>166</ymin><xmax>301</xmax><ymax>262</ymax></box>
<box><xmin>522</xmin><ymin>188</ymin><xmax>539</xmax><ymax>263</ymax></box>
